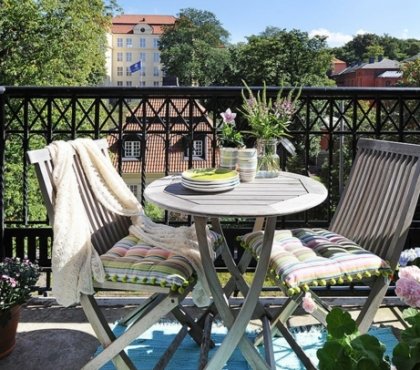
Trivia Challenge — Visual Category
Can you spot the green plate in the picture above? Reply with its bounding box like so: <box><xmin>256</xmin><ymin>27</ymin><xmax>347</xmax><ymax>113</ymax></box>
<box><xmin>181</xmin><ymin>168</ymin><xmax>238</xmax><ymax>183</ymax></box>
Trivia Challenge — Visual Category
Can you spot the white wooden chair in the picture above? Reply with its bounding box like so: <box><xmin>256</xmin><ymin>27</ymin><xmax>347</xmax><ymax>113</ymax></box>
<box><xmin>27</xmin><ymin>139</ymin><xmax>212</xmax><ymax>370</ymax></box>
<box><xmin>241</xmin><ymin>138</ymin><xmax>420</xmax><ymax>369</ymax></box>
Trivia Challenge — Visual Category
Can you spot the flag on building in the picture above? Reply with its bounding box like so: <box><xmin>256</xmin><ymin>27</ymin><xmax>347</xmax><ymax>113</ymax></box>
<box><xmin>129</xmin><ymin>61</ymin><xmax>142</xmax><ymax>73</ymax></box>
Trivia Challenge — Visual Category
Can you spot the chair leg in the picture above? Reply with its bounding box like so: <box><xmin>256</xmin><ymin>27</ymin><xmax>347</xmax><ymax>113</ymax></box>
<box><xmin>81</xmin><ymin>293</ymin><xmax>183</xmax><ymax>370</ymax></box>
<box><xmin>356</xmin><ymin>277</ymin><xmax>390</xmax><ymax>333</ymax></box>
<box><xmin>80</xmin><ymin>294</ymin><xmax>136</xmax><ymax>370</ymax></box>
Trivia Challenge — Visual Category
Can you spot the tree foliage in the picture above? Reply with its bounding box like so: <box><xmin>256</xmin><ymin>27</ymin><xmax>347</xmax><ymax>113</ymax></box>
<box><xmin>0</xmin><ymin>0</ymin><xmax>113</xmax><ymax>86</ymax></box>
<box><xmin>0</xmin><ymin>0</ymin><xmax>115</xmax><ymax>222</ymax></box>
<box><xmin>332</xmin><ymin>33</ymin><xmax>420</xmax><ymax>64</ymax></box>
<box><xmin>225</xmin><ymin>28</ymin><xmax>334</xmax><ymax>86</ymax></box>
<box><xmin>400</xmin><ymin>59</ymin><xmax>420</xmax><ymax>86</ymax></box>
<box><xmin>159</xmin><ymin>8</ymin><xmax>230</xmax><ymax>86</ymax></box>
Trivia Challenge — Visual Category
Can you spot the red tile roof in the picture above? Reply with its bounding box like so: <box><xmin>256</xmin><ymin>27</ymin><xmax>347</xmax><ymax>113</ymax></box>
<box><xmin>108</xmin><ymin>99</ymin><xmax>219</xmax><ymax>174</ymax></box>
<box><xmin>111</xmin><ymin>14</ymin><xmax>176</xmax><ymax>34</ymax></box>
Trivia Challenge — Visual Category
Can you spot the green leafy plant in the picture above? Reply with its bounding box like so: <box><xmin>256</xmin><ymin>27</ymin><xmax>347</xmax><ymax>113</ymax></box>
<box><xmin>392</xmin><ymin>308</ymin><xmax>420</xmax><ymax>370</ymax></box>
<box><xmin>0</xmin><ymin>257</ymin><xmax>40</xmax><ymax>326</ymax></box>
<box><xmin>317</xmin><ymin>308</ymin><xmax>391</xmax><ymax>370</ymax></box>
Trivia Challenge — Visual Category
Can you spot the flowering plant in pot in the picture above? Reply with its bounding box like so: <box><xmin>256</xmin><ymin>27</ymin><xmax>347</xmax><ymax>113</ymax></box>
<box><xmin>240</xmin><ymin>81</ymin><xmax>300</xmax><ymax>177</ymax></box>
<box><xmin>218</xmin><ymin>108</ymin><xmax>244</xmax><ymax>169</ymax></box>
<box><xmin>305</xmin><ymin>263</ymin><xmax>420</xmax><ymax>369</ymax></box>
<box><xmin>0</xmin><ymin>257</ymin><xmax>40</xmax><ymax>358</ymax></box>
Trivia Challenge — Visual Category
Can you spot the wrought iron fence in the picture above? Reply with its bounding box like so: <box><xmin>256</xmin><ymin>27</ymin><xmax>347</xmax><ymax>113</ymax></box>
<box><xmin>1</xmin><ymin>86</ymin><xmax>419</xmax><ymax>292</ymax></box>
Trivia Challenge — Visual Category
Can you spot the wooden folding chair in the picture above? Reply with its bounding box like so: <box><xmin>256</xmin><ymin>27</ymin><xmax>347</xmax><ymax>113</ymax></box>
<box><xmin>241</xmin><ymin>138</ymin><xmax>420</xmax><ymax>369</ymax></box>
<box><xmin>27</xmin><ymin>139</ymin><xmax>211</xmax><ymax>370</ymax></box>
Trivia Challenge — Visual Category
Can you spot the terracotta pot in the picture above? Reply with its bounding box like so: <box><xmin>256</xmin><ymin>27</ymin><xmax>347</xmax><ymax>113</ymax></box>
<box><xmin>0</xmin><ymin>305</ymin><xmax>21</xmax><ymax>359</ymax></box>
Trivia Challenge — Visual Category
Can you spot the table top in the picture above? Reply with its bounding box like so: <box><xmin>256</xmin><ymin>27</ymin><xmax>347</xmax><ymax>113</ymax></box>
<box><xmin>144</xmin><ymin>171</ymin><xmax>328</xmax><ymax>218</ymax></box>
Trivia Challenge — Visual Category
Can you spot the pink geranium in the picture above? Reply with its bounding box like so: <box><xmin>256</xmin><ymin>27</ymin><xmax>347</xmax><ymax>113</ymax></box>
<box><xmin>302</xmin><ymin>292</ymin><xmax>316</xmax><ymax>313</ymax></box>
<box><xmin>395</xmin><ymin>266</ymin><xmax>420</xmax><ymax>308</ymax></box>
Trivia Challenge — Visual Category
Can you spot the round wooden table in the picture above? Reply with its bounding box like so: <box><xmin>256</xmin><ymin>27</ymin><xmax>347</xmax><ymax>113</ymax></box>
<box><xmin>144</xmin><ymin>172</ymin><xmax>327</xmax><ymax>370</ymax></box>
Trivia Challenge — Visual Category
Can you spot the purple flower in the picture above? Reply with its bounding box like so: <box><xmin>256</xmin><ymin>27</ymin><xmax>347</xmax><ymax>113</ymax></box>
<box><xmin>220</xmin><ymin>108</ymin><xmax>236</xmax><ymax>124</ymax></box>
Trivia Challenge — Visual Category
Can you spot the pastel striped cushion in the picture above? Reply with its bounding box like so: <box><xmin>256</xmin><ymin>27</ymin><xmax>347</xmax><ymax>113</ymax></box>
<box><xmin>240</xmin><ymin>228</ymin><xmax>392</xmax><ymax>295</ymax></box>
<box><xmin>100</xmin><ymin>231</ymin><xmax>221</xmax><ymax>292</ymax></box>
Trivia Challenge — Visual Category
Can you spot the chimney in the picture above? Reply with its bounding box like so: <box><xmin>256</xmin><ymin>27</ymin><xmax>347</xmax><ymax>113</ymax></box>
<box><xmin>369</xmin><ymin>56</ymin><xmax>375</xmax><ymax>63</ymax></box>
<box><xmin>378</xmin><ymin>55</ymin><xmax>383</xmax><ymax>62</ymax></box>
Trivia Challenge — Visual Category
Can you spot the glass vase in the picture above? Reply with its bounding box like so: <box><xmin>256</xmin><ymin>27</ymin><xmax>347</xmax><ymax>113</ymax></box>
<box><xmin>256</xmin><ymin>138</ymin><xmax>280</xmax><ymax>178</ymax></box>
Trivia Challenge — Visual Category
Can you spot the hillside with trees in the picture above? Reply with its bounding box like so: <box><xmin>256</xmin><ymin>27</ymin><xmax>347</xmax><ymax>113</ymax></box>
<box><xmin>331</xmin><ymin>33</ymin><xmax>420</xmax><ymax>64</ymax></box>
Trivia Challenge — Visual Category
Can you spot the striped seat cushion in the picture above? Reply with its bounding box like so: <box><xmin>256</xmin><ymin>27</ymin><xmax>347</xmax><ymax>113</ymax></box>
<box><xmin>100</xmin><ymin>231</ymin><xmax>221</xmax><ymax>293</ymax></box>
<box><xmin>240</xmin><ymin>228</ymin><xmax>392</xmax><ymax>295</ymax></box>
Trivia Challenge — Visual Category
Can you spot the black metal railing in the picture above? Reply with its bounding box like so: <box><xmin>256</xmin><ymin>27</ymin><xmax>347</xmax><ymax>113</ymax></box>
<box><xmin>1</xmin><ymin>86</ymin><xmax>419</xmax><ymax>292</ymax></box>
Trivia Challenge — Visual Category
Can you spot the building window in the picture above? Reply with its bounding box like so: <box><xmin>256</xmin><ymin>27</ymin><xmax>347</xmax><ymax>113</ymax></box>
<box><xmin>140</xmin><ymin>38</ymin><xmax>146</xmax><ymax>48</ymax></box>
<box><xmin>140</xmin><ymin>52</ymin><xmax>146</xmax><ymax>62</ymax></box>
<box><xmin>153</xmin><ymin>38</ymin><xmax>159</xmax><ymax>48</ymax></box>
<box><xmin>129</xmin><ymin>184</ymin><xmax>138</xmax><ymax>198</ymax></box>
<box><xmin>126</xmin><ymin>67</ymin><xmax>131</xmax><ymax>76</ymax></box>
<box><xmin>140</xmin><ymin>81</ymin><xmax>146</xmax><ymax>86</ymax></box>
<box><xmin>153</xmin><ymin>81</ymin><xmax>160</xmax><ymax>86</ymax></box>
<box><xmin>126</xmin><ymin>81</ymin><xmax>132</xmax><ymax>87</ymax></box>
<box><xmin>117</xmin><ymin>81</ymin><xmax>123</xmax><ymax>86</ymax></box>
<box><xmin>153</xmin><ymin>66</ymin><xmax>160</xmax><ymax>77</ymax></box>
<box><xmin>117</xmin><ymin>38</ymin><xmax>123</xmax><ymax>47</ymax></box>
<box><xmin>117</xmin><ymin>67</ymin><xmax>123</xmax><ymax>76</ymax></box>
<box><xmin>124</xmin><ymin>138</ymin><xmax>141</xmax><ymax>158</ymax></box>
<box><xmin>184</xmin><ymin>134</ymin><xmax>206</xmax><ymax>159</ymax></box>
<box><xmin>126</xmin><ymin>52</ymin><xmax>132</xmax><ymax>62</ymax></box>
<box><xmin>153</xmin><ymin>52</ymin><xmax>160</xmax><ymax>63</ymax></box>
<box><xmin>126</xmin><ymin>38</ymin><xmax>132</xmax><ymax>48</ymax></box>
<box><xmin>117</xmin><ymin>52</ymin><xmax>123</xmax><ymax>62</ymax></box>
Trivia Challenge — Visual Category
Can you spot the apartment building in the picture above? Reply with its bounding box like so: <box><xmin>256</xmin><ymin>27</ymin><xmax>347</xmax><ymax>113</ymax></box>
<box><xmin>107</xmin><ymin>14</ymin><xmax>176</xmax><ymax>87</ymax></box>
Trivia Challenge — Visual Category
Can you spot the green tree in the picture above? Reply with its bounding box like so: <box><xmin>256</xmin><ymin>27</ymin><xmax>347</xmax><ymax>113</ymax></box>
<box><xmin>159</xmin><ymin>8</ymin><xmax>230</xmax><ymax>86</ymax></box>
<box><xmin>0</xmin><ymin>0</ymin><xmax>114</xmax><ymax>222</ymax></box>
<box><xmin>0</xmin><ymin>0</ymin><xmax>112</xmax><ymax>86</ymax></box>
<box><xmin>365</xmin><ymin>44</ymin><xmax>385</xmax><ymax>60</ymax></box>
<box><xmin>333</xmin><ymin>33</ymin><xmax>420</xmax><ymax>64</ymax></box>
<box><xmin>400</xmin><ymin>59</ymin><xmax>420</xmax><ymax>86</ymax></box>
<box><xmin>225</xmin><ymin>28</ymin><xmax>334</xmax><ymax>86</ymax></box>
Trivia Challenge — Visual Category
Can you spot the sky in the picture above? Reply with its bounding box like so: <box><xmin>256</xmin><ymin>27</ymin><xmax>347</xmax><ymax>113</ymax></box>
<box><xmin>117</xmin><ymin>0</ymin><xmax>420</xmax><ymax>47</ymax></box>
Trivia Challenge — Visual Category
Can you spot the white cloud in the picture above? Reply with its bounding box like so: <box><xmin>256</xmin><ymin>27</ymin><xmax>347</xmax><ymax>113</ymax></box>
<box><xmin>401</xmin><ymin>28</ymin><xmax>409</xmax><ymax>39</ymax></box>
<box><xmin>309</xmin><ymin>28</ymin><xmax>369</xmax><ymax>47</ymax></box>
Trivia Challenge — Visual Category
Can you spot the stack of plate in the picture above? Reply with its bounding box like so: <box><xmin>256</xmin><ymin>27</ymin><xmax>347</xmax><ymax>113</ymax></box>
<box><xmin>181</xmin><ymin>168</ymin><xmax>240</xmax><ymax>193</ymax></box>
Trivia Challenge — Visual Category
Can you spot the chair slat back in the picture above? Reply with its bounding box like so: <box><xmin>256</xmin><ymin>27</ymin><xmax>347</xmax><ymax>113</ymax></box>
<box><xmin>27</xmin><ymin>139</ymin><xmax>132</xmax><ymax>255</ymax></box>
<box><xmin>330</xmin><ymin>139</ymin><xmax>420</xmax><ymax>269</ymax></box>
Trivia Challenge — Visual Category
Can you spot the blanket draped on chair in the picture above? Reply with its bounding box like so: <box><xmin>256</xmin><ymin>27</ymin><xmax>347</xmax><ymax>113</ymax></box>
<box><xmin>48</xmin><ymin>138</ymin><xmax>214</xmax><ymax>307</ymax></box>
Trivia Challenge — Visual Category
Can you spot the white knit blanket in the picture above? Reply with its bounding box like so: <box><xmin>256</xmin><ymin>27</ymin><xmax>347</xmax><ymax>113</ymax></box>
<box><xmin>48</xmin><ymin>138</ymin><xmax>214</xmax><ymax>307</ymax></box>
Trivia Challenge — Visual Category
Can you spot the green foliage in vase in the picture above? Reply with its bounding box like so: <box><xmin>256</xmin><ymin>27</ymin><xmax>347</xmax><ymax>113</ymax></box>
<box><xmin>240</xmin><ymin>81</ymin><xmax>301</xmax><ymax>140</ymax></box>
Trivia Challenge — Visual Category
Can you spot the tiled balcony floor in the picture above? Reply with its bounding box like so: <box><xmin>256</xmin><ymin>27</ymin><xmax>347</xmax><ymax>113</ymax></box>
<box><xmin>0</xmin><ymin>297</ymin><xmax>408</xmax><ymax>370</ymax></box>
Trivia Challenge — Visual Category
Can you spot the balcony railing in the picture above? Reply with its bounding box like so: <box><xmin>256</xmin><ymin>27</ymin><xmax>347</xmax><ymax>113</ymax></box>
<box><xmin>1</xmin><ymin>86</ymin><xmax>419</xmax><ymax>293</ymax></box>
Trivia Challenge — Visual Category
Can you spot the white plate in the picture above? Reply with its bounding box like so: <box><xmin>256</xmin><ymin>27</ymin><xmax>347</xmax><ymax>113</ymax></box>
<box><xmin>182</xmin><ymin>168</ymin><xmax>239</xmax><ymax>184</ymax></box>
<box><xmin>181</xmin><ymin>177</ymin><xmax>239</xmax><ymax>188</ymax></box>
<box><xmin>181</xmin><ymin>181</ymin><xmax>239</xmax><ymax>193</ymax></box>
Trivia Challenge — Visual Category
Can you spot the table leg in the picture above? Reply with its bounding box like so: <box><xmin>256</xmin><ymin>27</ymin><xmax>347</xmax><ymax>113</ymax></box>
<box><xmin>195</xmin><ymin>216</ymin><xmax>276</xmax><ymax>370</ymax></box>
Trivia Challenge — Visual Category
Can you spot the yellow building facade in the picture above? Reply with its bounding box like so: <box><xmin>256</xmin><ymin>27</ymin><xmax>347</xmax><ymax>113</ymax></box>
<box><xmin>107</xmin><ymin>15</ymin><xmax>176</xmax><ymax>87</ymax></box>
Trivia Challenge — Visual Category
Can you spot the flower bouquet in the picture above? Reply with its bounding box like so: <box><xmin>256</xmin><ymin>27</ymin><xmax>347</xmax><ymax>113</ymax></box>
<box><xmin>240</xmin><ymin>81</ymin><xmax>300</xmax><ymax>177</ymax></box>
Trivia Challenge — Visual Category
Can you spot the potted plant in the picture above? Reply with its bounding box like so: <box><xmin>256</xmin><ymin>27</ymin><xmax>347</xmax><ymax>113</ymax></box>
<box><xmin>309</xmin><ymin>263</ymin><xmax>420</xmax><ymax>370</ymax></box>
<box><xmin>240</xmin><ymin>81</ymin><xmax>300</xmax><ymax>177</ymax></box>
<box><xmin>218</xmin><ymin>108</ymin><xmax>244</xmax><ymax>169</ymax></box>
<box><xmin>0</xmin><ymin>257</ymin><xmax>40</xmax><ymax>359</ymax></box>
